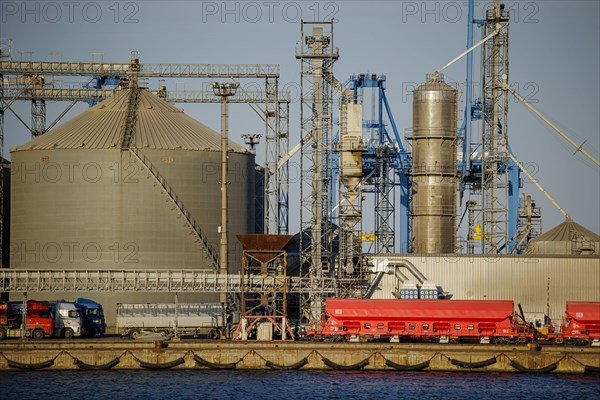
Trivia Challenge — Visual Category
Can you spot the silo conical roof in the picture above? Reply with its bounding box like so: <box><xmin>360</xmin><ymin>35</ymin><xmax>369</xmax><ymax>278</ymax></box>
<box><xmin>12</xmin><ymin>89</ymin><xmax>247</xmax><ymax>152</ymax></box>
<box><xmin>531</xmin><ymin>219</ymin><xmax>600</xmax><ymax>242</ymax></box>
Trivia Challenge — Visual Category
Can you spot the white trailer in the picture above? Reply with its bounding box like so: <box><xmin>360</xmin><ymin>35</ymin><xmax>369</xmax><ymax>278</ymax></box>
<box><xmin>116</xmin><ymin>303</ymin><xmax>225</xmax><ymax>339</ymax></box>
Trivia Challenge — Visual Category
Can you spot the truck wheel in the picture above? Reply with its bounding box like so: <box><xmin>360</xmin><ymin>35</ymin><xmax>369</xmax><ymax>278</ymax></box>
<box><xmin>157</xmin><ymin>329</ymin><xmax>170</xmax><ymax>338</ymax></box>
<box><xmin>129</xmin><ymin>329</ymin><xmax>141</xmax><ymax>340</ymax></box>
<box><xmin>63</xmin><ymin>328</ymin><xmax>75</xmax><ymax>340</ymax></box>
<box><xmin>31</xmin><ymin>329</ymin><xmax>45</xmax><ymax>340</ymax></box>
<box><xmin>0</xmin><ymin>328</ymin><xmax>6</xmax><ymax>340</ymax></box>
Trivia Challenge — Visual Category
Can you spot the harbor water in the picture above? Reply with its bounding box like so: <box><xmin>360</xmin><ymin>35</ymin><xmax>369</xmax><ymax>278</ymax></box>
<box><xmin>1</xmin><ymin>370</ymin><xmax>599</xmax><ymax>400</ymax></box>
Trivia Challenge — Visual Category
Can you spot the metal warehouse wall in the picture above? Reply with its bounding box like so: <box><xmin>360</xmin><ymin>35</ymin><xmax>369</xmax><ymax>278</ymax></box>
<box><xmin>369</xmin><ymin>254</ymin><xmax>600</xmax><ymax>322</ymax></box>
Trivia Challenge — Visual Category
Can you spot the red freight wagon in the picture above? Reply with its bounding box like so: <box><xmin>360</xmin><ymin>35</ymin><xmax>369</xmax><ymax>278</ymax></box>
<box><xmin>561</xmin><ymin>302</ymin><xmax>600</xmax><ymax>343</ymax></box>
<box><xmin>308</xmin><ymin>299</ymin><xmax>521</xmax><ymax>343</ymax></box>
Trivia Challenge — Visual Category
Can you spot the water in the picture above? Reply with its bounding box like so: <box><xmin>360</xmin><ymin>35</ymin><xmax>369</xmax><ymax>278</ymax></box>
<box><xmin>1</xmin><ymin>371</ymin><xmax>599</xmax><ymax>400</ymax></box>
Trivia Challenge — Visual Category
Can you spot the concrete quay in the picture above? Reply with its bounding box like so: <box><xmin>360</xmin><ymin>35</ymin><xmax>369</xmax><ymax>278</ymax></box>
<box><xmin>0</xmin><ymin>341</ymin><xmax>599</xmax><ymax>374</ymax></box>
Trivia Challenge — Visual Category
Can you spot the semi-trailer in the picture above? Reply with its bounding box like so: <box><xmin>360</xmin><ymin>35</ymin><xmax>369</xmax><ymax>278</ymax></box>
<box><xmin>116</xmin><ymin>302</ymin><xmax>226</xmax><ymax>339</ymax></box>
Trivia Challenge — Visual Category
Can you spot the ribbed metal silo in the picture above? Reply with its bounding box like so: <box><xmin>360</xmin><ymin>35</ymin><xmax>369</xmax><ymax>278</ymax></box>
<box><xmin>411</xmin><ymin>74</ymin><xmax>457</xmax><ymax>253</ymax></box>
<box><xmin>9</xmin><ymin>89</ymin><xmax>255</xmax><ymax>324</ymax></box>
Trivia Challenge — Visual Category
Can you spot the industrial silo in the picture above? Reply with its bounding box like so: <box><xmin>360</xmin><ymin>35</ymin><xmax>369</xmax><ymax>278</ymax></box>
<box><xmin>526</xmin><ymin>220</ymin><xmax>600</xmax><ymax>255</ymax></box>
<box><xmin>411</xmin><ymin>74</ymin><xmax>458</xmax><ymax>253</ymax></box>
<box><xmin>9</xmin><ymin>89</ymin><xmax>255</xmax><ymax>324</ymax></box>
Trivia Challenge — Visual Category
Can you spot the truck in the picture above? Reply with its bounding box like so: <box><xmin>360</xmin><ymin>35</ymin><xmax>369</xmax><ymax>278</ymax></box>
<box><xmin>76</xmin><ymin>298</ymin><xmax>106</xmax><ymax>337</ymax></box>
<box><xmin>48</xmin><ymin>301</ymin><xmax>85</xmax><ymax>339</ymax></box>
<box><xmin>0</xmin><ymin>300</ymin><xmax>54</xmax><ymax>340</ymax></box>
<box><xmin>116</xmin><ymin>302</ymin><xmax>226</xmax><ymax>339</ymax></box>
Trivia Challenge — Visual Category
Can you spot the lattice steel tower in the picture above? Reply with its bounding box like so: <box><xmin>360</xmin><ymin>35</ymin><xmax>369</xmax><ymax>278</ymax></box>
<box><xmin>337</xmin><ymin>100</ymin><xmax>363</xmax><ymax>298</ymax></box>
<box><xmin>296</xmin><ymin>21</ymin><xmax>338</xmax><ymax>323</ymax></box>
<box><xmin>480</xmin><ymin>1</ymin><xmax>510</xmax><ymax>253</ymax></box>
<box><xmin>263</xmin><ymin>75</ymin><xmax>289</xmax><ymax>235</ymax></box>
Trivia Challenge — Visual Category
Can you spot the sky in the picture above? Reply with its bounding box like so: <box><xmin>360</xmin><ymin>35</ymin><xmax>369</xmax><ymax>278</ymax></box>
<box><xmin>2</xmin><ymin>0</ymin><xmax>599</xmax><ymax>244</ymax></box>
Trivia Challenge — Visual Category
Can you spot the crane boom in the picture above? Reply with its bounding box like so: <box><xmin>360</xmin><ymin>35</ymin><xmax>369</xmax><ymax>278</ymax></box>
<box><xmin>503</xmin><ymin>145</ymin><xmax>570</xmax><ymax>220</ymax></box>
<box><xmin>433</xmin><ymin>23</ymin><xmax>508</xmax><ymax>77</ymax></box>
<box><xmin>504</xmin><ymin>81</ymin><xmax>600</xmax><ymax>167</ymax></box>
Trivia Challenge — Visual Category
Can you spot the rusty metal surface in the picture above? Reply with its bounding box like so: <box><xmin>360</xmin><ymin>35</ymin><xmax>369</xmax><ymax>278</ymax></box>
<box><xmin>237</xmin><ymin>234</ymin><xmax>295</xmax><ymax>251</ymax></box>
<box><xmin>237</xmin><ymin>234</ymin><xmax>295</xmax><ymax>263</ymax></box>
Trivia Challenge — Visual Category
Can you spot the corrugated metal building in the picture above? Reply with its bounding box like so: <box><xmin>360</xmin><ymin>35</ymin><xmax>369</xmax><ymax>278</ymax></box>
<box><xmin>369</xmin><ymin>254</ymin><xmax>600</xmax><ymax>322</ymax></box>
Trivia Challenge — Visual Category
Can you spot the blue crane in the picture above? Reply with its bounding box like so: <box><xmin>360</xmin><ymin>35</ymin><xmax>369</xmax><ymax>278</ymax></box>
<box><xmin>345</xmin><ymin>73</ymin><xmax>412</xmax><ymax>253</ymax></box>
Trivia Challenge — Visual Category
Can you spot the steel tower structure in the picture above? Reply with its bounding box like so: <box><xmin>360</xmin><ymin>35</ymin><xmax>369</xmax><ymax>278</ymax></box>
<box><xmin>0</xmin><ymin>39</ymin><xmax>10</xmax><ymax>270</ymax></box>
<box><xmin>336</xmin><ymin>92</ymin><xmax>363</xmax><ymax>299</ymax></box>
<box><xmin>480</xmin><ymin>1</ymin><xmax>510</xmax><ymax>253</ymax></box>
<box><xmin>263</xmin><ymin>75</ymin><xmax>290</xmax><ymax>235</ymax></box>
<box><xmin>296</xmin><ymin>21</ymin><xmax>338</xmax><ymax>323</ymax></box>
<box><xmin>457</xmin><ymin>0</ymin><xmax>529</xmax><ymax>254</ymax></box>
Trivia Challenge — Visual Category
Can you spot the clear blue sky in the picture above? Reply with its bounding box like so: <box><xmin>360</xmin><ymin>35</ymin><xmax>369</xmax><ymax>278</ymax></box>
<box><xmin>2</xmin><ymin>0</ymin><xmax>599</xmax><ymax>239</ymax></box>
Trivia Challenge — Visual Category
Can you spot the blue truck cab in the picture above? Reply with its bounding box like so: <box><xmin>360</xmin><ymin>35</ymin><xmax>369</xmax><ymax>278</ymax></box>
<box><xmin>75</xmin><ymin>298</ymin><xmax>106</xmax><ymax>337</ymax></box>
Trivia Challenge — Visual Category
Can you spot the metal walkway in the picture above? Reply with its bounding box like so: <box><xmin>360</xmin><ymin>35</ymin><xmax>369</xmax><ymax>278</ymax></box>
<box><xmin>1</xmin><ymin>87</ymin><xmax>291</xmax><ymax>103</ymax></box>
<box><xmin>0</xmin><ymin>61</ymin><xmax>279</xmax><ymax>78</ymax></box>
<box><xmin>0</xmin><ymin>270</ymin><xmax>338</xmax><ymax>294</ymax></box>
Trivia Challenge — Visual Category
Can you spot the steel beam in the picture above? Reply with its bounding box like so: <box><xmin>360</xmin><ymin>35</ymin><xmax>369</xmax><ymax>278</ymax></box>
<box><xmin>0</xmin><ymin>61</ymin><xmax>279</xmax><ymax>78</ymax></box>
<box><xmin>1</xmin><ymin>87</ymin><xmax>291</xmax><ymax>104</ymax></box>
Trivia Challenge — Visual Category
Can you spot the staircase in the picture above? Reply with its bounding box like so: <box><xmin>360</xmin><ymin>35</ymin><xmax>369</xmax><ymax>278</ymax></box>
<box><xmin>128</xmin><ymin>146</ymin><xmax>220</xmax><ymax>271</ymax></box>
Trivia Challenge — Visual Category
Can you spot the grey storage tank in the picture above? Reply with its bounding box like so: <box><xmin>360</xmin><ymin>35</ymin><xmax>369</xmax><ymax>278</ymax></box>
<box><xmin>411</xmin><ymin>74</ymin><xmax>458</xmax><ymax>253</ymax></box>
<box><xmin>9</xmin><ymin>89</ymin><xmax>255</xmax><ymax>324</ymax></box>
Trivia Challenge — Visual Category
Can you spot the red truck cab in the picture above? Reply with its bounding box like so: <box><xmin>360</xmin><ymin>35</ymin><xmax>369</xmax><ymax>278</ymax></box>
<box><xmin>0</xmin><ymin>300</ymin><xmax>54</xmax><ymax>340</ymax></box>
<box><xmin>26</xmin><ymin>300</ymin><xmax>54</xmax><ymax>339</ymax></box>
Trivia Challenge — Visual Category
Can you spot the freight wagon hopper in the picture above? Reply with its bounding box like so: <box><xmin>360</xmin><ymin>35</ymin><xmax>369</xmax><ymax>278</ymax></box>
<box><xmin>561</xmin><ymin>302</ymin><xmax>600</xmax><ymax>345</ymax></box>
<box><xmin>309</xmin><ymin>298</ymin><xmax>520</xmax><ymax>344</ymax></box>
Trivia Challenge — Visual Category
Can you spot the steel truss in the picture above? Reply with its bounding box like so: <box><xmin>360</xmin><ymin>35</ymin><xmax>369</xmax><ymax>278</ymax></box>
<box><xmin>296</xmin><ymin>21</ymin><xmax>338</xmax><ymax>324</ymax></box>
<box><xmin>0</xmin><ymin>269</ymin><xmax>338</xmax><ymax>294</ymax></box>
<box><xmin>0</xmin><ymin>61</ymin><xmax>279</xmax><ymax>78</ymax></box>
<box><xmin>480</xmin><ymin>2</ymin><xmax>510</xmax><ymax>253</ymax></box>
<box><xmin>1</xmin><ymin>86</ymin><xmax>291</xmax><ymax>104</ymax></box>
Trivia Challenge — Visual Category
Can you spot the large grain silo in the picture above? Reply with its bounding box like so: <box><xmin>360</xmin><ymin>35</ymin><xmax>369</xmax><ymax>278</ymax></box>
<box><xmin>526</xmin><ymin>220</ymin><xmax>600</xmax><ymax>255</ymax></box>
<box><xmin>411</xmin><ymin>75</ymin><xmax>458</xmax><ymax>253</ymax></box>
<box><xmin>9</xmin><ymin>89</ymin><xmax>255</xmax><ymax>325</ymax></box>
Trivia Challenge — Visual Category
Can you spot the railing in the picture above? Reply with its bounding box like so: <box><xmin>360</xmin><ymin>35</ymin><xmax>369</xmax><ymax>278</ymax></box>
<box><xmin>0</xmin><ymin>61</ymin><xmax>280</xmax><ymax>78</ymax></box>
<box><xmin>0</xmin><ymin>87</ymin><xmax>291</xmax><ymax>103</ymax></box>
<box><xmin>0</xmin><ymin>270</ymin><xmax>338</xmax><ymax>293</ymax></box>
<box><xmin>120</xmin><ymin>88</ymin><xmax>140</xmax><ymax>149</ymax></box>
